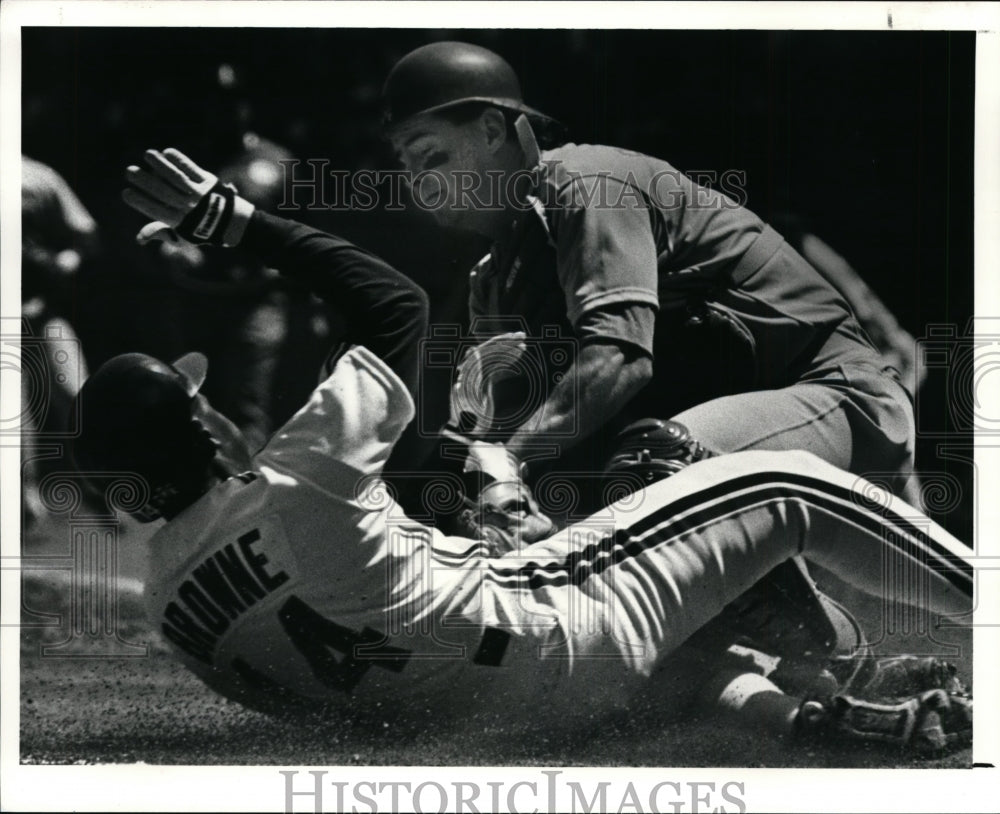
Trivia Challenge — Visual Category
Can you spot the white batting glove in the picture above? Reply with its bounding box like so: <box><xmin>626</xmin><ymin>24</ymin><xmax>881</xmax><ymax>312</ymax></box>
<box><xmin>122</xmin><ymin>148</ymin><xmax>255</xmax><ymax>247</ymax></box>
<box><xmin>448</xmin><ymin>332</ymin><xmax>527</xmax><ymax>436</ymax></box>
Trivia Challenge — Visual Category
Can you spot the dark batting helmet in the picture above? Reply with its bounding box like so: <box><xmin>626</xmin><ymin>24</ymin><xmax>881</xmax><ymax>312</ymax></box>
<box><xmin>382</xmin><ymin>41</ymin><xmax>558</xmax><ymax>131</ymax></box>
<box><xmin>71</xmin><ymin>352</ymin><xmax>218</xmax><ymax>521</ymax></box>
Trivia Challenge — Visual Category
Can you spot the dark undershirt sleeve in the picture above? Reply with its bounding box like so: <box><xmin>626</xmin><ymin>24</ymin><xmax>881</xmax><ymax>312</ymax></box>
<box><xmin>239</xmin><ymin>210</ymin><xmax>429</xmax><ymax>397</ymax></box>
<box><xmin>575</xmin><ymin>302</ymin><xmax>657</xmax><ymax>357</ymax></box>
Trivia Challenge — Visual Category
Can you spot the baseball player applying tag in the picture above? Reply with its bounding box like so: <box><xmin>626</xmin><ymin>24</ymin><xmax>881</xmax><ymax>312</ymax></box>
<box><xmin>70</xmin><ymin>148</ymin><xmax>972</xmax><ymax>754</ymax></box>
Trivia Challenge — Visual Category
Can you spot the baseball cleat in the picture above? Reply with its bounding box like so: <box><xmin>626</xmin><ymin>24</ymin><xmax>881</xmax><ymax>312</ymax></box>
<box><xmin>795</xmin><ymin>688</ymin><xmax>972</xmax><ymax>754</ymax></box>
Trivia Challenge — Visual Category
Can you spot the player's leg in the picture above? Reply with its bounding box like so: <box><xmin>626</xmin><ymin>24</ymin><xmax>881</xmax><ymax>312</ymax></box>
<box><xmin>758</xmin><ymin>449</ymin><xmax>972</xmax><ymax>617</ymax></box>
<box><xmin>626</xmin><ymin>448</ymin><xmax>971</xmax><ymax>621</ymax></box>
<box><xmin>608</xmin><ymin>452</ymin><xmax>973</xmax><ymax>752</ymax></box>
<box><xmin>701</xmin><ymin>669</ymin><xmax>802</xmax><ymax>735</ymax></box>
<box><xmin>671</xmin><ymin>364</ymin><xmax>915</xmax><ymax>495</ymax></box>
<box><xmin>493</xmin><ymin>448</ymin><xmax>971</xmax><ymax>675</ymax></box>
<box><xmin>696</xmin><ymin>664</ymin><xmax>973</xmax><ymax>754</ymax></box>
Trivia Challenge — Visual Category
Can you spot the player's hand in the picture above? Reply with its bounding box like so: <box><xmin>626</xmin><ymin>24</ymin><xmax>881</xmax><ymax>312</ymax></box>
<box><xmin>449</xmin><ymin>332</ymin><xmax>527</xmax><ymax>435</ymax></box>
<box><xmin>457</xmin><ymin>478</ymin><xmax>557</xmax><ymax>555</ymax></box>
<box><xmin>123</xmin><ymin>148</ymin><xmax>255</xmax><ymax>247</ymax></box>
<box><xmin>455</xmin><ymin>440</ymin><xmax>556</xmax><ymax>553</ymax></box>
<box><xmin>482</xmin><ymin>478</ymin><xmax>557</xmax><ymax>546</ymax></box>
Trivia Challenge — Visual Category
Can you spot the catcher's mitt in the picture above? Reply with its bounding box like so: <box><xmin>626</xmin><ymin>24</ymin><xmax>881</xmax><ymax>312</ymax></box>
<box><xmin>795</xmin><ymin>688</ymin><xmax>972</xmax><ymax>754</ymax></box>
<box><xmin>830</xmin><ymin>654</ymin><xmax>969</xmax><ymax>701</ymax></box>
<box><xmin>604</xmin><ymin>418</ymin><xmax>715</xmax><ymax>493</ymax></box>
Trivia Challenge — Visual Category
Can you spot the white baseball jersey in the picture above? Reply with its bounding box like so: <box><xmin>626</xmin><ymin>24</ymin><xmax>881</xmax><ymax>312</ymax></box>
<box><xmin>145</xmin><ymin>345</ymin><xmax>973</xmax><ymax>722</ymax></box>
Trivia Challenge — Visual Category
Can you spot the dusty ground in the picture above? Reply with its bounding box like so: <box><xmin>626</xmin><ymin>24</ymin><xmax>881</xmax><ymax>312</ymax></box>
<box><xmin>18</xmin><ymin>517</ymin><xmax>972</xmax><ymax>768</ymax></box>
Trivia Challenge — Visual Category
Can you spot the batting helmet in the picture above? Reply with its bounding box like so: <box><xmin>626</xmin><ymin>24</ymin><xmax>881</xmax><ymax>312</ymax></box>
<box><xmin>382</xmin><ymin>41</ymin><xmax>557</xmax><ymax>129</ymax></box>
<box><xmin>71</xmin><ymin>352</ymin><xmax>217</xmax><ymax>520</ymax></box>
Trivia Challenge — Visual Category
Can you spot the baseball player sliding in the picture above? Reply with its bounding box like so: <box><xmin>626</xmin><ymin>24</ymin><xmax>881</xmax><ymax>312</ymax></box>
<box><xmin>71</xmin><ymin>148</ymin><xmax>972</xmax><ymax>754</ymax></box>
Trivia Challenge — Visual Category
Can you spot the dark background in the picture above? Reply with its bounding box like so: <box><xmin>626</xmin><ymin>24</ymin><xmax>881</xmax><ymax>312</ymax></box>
<box><xmin>21</xmin><ymin>28</ymin><xmax>976</xmax><ymax>534</ymax></box>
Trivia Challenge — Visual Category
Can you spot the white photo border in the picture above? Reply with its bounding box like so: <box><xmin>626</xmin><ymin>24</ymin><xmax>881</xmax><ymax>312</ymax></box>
<box><xmin>2</xmin><ymin>2</ymin><xmax>998</xmax><ymax>812</ymax></box>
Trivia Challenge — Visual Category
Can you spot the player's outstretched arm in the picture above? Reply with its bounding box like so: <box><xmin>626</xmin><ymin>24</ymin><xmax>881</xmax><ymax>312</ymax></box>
<box><xmin>123</xmin><ymin>148</ymin><xmax>429</xmax><ymax>397</ymax></box>
<box><xmin>239</xmin><ymin>212</ymin><xmax>428</xmax><ymax>396</ymax></box>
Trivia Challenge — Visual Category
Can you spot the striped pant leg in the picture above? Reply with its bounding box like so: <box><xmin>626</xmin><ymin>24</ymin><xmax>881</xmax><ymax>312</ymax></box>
<box><xmin>491</xmin><ymin>449</ymin><xmax>973</xmax><ymax>673</ymax></box>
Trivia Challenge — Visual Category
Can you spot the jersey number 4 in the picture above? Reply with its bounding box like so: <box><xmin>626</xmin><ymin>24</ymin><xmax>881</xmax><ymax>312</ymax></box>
<box><xmin>277</xmin><ymin>595</ymin><xmax>411</xmax><ymax>693</ymax></box>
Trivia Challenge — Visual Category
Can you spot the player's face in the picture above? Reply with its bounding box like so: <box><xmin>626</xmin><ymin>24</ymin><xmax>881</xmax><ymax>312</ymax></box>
<box><xmin>390</xmin><ymin>114</ymin><xmax>500</xmax><ymax>230</ymax></box>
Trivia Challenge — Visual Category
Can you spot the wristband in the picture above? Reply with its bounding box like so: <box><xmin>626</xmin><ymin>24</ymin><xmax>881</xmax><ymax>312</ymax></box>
<box><xmin>176</xmin><ymin>182</ymin><xmax>254</xmax><ymax>247</ymax></box>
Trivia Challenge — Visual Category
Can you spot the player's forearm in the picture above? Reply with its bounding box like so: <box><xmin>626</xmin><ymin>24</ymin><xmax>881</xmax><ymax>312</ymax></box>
<box><xmin>505</xmin><ymin>343</ymin><xmax>652</xmax><ymax>459</ymax></box>
<box><xmin>239</xmin><ymin>211</ymin><xmax>429</xmax><ymax>395</ymax></box>
<box><xmin>122</xmin><ymin>148</ymin><xmax>427</xmax><ymax>395</ymax></box>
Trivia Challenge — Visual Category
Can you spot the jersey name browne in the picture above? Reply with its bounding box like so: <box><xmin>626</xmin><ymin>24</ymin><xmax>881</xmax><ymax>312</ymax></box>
<box><xmin>144</xmin><ymin>345</ymin><xmax>421</xmax><ymax>707</ymax></box>
<box><xmin>159</xmin><ymin>516</ymin><xmax>290</xmax><ymax>665</ymax></box>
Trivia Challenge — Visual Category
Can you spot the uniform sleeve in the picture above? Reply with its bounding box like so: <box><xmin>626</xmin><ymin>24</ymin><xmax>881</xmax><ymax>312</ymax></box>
<box><xmin>551</xmin><ymin>175</ymin><xmax>660</xmax><ymax>328</ymax></box>
<box><xmin>575</xmin><ymin>302</ymin><xmax>657</xmax><ymax>356</ymax></box>
<box><xmin>240</xmin><ymin>211</ymin><xmax>429</xmax><ymax>398</ymax></box>
<box><xmin>260</xmin><ymin>345</ymin><xmax>416</xmax><ymax>489</ymax></box>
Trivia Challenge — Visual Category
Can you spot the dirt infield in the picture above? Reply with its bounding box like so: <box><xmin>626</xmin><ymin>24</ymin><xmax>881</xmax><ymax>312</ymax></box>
<box><xmin>18</xmin><ymin>562</ymin><xmax>972</xmax><ymax>768</ymax></box>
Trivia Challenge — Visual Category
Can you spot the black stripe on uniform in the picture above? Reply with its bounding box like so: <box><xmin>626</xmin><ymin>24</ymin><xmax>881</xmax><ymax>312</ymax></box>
<box><xmin>431</xmin><ymin>540</ymin><xmax>492</xmax><ymax>564</ymax></box>
<box><xmin>484</xmin><ymin>471</ymin><xmax>973</xmax><ymax>596</ymax></box>
<box><xmin>766</xmin><ymin>472</ymin><xmax>974</xmax><ymax>590</ymax></box>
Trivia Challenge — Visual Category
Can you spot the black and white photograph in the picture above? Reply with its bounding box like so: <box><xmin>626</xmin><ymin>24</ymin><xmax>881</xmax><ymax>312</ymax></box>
<box><xmin>2</xmin><ymin>2</ymin><xmax>998</xmax><ymax>812</ymax></box>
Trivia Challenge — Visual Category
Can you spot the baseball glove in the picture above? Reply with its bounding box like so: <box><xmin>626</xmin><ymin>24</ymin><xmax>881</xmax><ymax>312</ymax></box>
<box><xmin>795</xmin><ymin>688</ymin><xmax>972</xmax><ymax>754</ymax></box>
<box><xmin>604</xmin><ymin>418</ymin><xmax>715</xmax><ymax>494</ymax></box>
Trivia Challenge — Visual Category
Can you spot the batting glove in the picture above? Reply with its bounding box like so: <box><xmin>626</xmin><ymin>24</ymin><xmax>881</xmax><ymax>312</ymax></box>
<box><xmin>123</xmin><ymin>148</ymin><xmax>255</xmax><ymax>247</ymax></box>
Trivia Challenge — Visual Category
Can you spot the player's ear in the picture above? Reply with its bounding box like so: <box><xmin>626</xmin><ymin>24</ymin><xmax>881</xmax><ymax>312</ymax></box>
<box><xmin>480</xmin><ymin>108</ymin><xmax>509</xmax><ymax>153</ymax></box>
